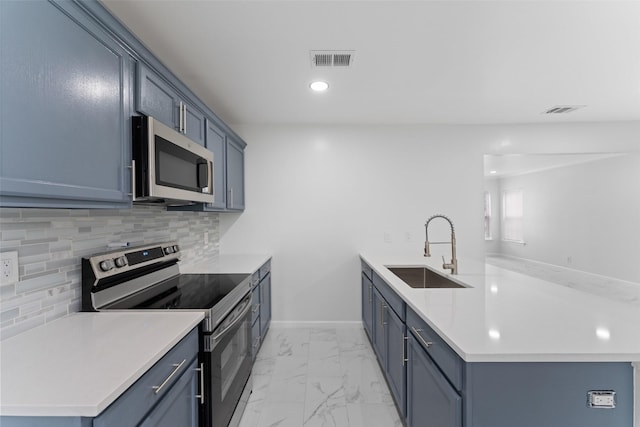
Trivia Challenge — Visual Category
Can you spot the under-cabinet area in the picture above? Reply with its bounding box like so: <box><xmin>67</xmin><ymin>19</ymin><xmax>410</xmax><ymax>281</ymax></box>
<box><xmin>360</xmin><ymin>255</ymin><xmax>638</xmax><ymax>427</ymax></box>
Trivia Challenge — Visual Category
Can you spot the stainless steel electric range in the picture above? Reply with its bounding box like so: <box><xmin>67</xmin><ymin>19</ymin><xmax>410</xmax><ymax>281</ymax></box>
<box><xmin>82</xmin><ymin>242</ymin><xmax>253</xmax><ymax>427</ymax></box>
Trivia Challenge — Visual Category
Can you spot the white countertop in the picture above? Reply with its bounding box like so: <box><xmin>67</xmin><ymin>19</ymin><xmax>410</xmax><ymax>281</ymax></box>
<box><xmin>182</xmin><ymin>254</ymin><xmax>271</xmax><ymax>275</ymax></box>
<box><xmin>361</xmin><ymin>253</ymin><xmax>640</xmax><ymax>363</ymax></box>
<box><xmin>0</xmin><ymin>311</ymin><xmax>203</xmax><ymax>417</ymax></box>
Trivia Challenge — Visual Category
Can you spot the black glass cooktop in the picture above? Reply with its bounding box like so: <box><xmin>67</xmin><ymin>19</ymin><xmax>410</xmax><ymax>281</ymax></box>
<box><xmin>104</xmin><ymin>273</ymin><xmax>250</xmax><ymax>310</ymax></box>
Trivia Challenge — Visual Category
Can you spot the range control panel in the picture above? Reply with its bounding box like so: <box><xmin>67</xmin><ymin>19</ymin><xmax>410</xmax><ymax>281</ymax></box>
<box><xmin>85</xmin><ymin>242</ymin><xmax>181</xmax><ymax>282</ymax></box>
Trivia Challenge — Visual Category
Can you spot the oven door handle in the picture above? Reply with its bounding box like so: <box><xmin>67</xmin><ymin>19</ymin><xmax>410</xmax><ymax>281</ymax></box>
<box><xmin>211</xmin><ymin>296</ymin><xmax>252</xmax><ymax>344</ymax></box>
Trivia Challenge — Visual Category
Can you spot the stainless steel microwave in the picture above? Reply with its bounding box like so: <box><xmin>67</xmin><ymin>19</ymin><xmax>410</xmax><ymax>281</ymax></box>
<box><xmin>132</xmin><ymin>116</ymin><xmax>214</xmax><ymax>205</ymax></box>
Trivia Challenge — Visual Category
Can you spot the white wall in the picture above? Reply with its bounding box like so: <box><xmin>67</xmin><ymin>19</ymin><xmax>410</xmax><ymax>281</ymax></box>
<box><xmin>494</xmin><ymin>154</ymin><xmax>640</xmax><ymax>282</ymax></box>
<box><xmin>220</xmin><ymin>122</ymin><xmax>640</xmax><ymax>322</ymax></box>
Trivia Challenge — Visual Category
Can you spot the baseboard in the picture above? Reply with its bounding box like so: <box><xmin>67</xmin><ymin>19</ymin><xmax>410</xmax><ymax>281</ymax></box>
<box><xmin>269</xmin><ymin>320</ymin><xmax>363</xmax><ymax>329</ymax></box>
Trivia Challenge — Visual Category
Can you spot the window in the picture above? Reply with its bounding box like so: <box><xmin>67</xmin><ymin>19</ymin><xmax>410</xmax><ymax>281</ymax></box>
<box><xmin>502</xmin><ymin>189</ymin><xmax>524</xmax><ymax>243</ymax></box>
<box><xmin>483</xmin><ymin>191</ymin><xmax>492</xmax><ymax>240</ymax></box>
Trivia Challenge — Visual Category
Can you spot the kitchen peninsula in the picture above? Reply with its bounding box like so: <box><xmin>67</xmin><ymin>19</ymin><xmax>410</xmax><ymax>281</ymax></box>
<box><xmin>360</xmin><ymin>253</ymin><xmax>639</xmax><ymax>427</ymax></box>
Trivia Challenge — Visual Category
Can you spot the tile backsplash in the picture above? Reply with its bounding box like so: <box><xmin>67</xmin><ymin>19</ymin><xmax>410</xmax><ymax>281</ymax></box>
<box><xmin>0</xmin><ymin>205</ymin><xmax>219</xmax><ymax>340</ymax></box>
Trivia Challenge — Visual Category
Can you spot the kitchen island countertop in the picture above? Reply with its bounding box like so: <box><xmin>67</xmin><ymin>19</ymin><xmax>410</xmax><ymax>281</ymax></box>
<box><xmin>361</xmin><ymin>252</ymin><xmax>640</xmax><ymax>363</ymax></box>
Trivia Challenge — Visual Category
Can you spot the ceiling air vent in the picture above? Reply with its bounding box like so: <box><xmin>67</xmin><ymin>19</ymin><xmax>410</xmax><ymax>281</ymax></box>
<box><xmin>310</xmin><ymin>50</ymin><xmax>355</xmax><ymax>68</ymax></box>
<box><xmin>543</xmin><ymin>105</ymin><xmax>586</xmax><ymax>114</ymax></box>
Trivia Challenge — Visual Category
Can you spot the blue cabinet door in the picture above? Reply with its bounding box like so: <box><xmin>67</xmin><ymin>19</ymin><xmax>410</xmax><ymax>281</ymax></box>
<box><xmin>138</xmin><ymin>358</ymin><xmax>199</xmax><ymax>427</ymax></box>
<box><xmin>371</xmin><ymin>288</ymin><xmax>386</xmax><ymax>361</ymax></box>
<box><xmin>136</xmin><ymin>63</ymin><xmax>205</xmax><ymax>146</ymax></box>
<box><xmin>226</xmin><ymin>137</ymin><xmax>245</xmax><ymax>210</ymax></box>
<box><xmin>0</xmin><ymin>0</ymin><xmax>132</xmax><ymax>208</ymax></box>
<box><xmin>361</xmin><ymin>273</ymin><xmax>374</xmax><ymax>341</ymax></box>
<box><xmin>205</xmin><ymin>120</ymin><xmax>227</xmax><ymax>209</ymax></box>
<box><xmin>183</xmin><ymin>103</ymin><xmax>206</xmax><ymax>146</ymax></box>
<box><xmin>406</xmin><ymin>334</ymin><xmax>462</xmax><ymax>427</ymax></box>
<box><xmin>259</xmin><ymin>273</ymin><xmax>271</xmax><ymax>338</ymax></box>
<box><xmin>385</xmin><ymin>307</ymin><xmax>406</xmax><ymax>418</ymax></box>
<box><xmin>136</xmin><ymin>63</ymin><xmax>179</xmax><ymax>132</ymax></box>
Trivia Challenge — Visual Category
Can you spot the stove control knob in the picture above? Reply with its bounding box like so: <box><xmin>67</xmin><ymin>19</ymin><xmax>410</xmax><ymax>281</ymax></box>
<box><xmin>114</xmin><ymin>256</ymin><xmax>127</xmax><ymax>268</ymax></box>
<box><xmin>173</xmin><ymin>245</ymin><xmax>180</xmax><ymax>253</ymax></box>
<box><xmin>99</xmin><ymin>260</ymin><xmax>114</xmax><ymax>272</ymax></box>
<box><xmin>164</xmin><ymin>246</ymin><xmax>174</xmax><ymax>255</ymax></box>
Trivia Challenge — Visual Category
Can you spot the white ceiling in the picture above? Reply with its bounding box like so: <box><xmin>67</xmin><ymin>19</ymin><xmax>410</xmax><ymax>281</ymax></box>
<box><xmin>101</xmin><ymin>0</ymin><xmax>640</xmax><ymax>126</ymax></box>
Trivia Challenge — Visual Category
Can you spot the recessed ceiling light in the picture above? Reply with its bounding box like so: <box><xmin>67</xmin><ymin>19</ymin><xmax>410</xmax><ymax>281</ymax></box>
<box><xmin>310</xmin><ymin>81</ymin><xmax>329</xmax><ymax>92</ymax></box>
<box><xmin>489</xmin><ymin>170</ymin><xmax>498</xmax><ymax>175</ymax></box>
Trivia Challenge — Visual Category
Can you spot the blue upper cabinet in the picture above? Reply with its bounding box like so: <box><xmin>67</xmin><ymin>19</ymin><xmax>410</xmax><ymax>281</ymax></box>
<box><xmin>1</xmin><ymin>0</ymin><xmax>246</xmax><ymax>210</ymax></box>
<box><xmin>136</xmin><ymin>62</ymin><xmax>206</xmax><ymax>146</ymax></box>
<box><xmin>206</xmin><ymin>120</ymin><xmax>227</xmax><ymax>209</ymax></box>
<box><xmin>226</xmin><ymin>136</ymin><xmax>245</xmax><ymax>211</ymax></box>
<box><xmin>0</xmin><ymin>0</ymin><xmax>133</xmax><ymax>208</ymax></box>
<box><xmin>169</xmin><ymin>121</ymin><xmax>246</xmax><ymax>213</ymax></box>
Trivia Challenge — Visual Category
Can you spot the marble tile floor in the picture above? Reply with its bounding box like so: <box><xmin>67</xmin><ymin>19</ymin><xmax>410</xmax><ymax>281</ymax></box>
<box><xmin>238</xmin><ymin>326</ymin><xmax>403</xmax><ymax>427</ymax></box>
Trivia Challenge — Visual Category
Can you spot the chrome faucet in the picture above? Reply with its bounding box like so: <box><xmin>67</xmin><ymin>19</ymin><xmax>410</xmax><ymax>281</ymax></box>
<box><xmin>424</xmin><ymin>214</ymin><xmax>458</xmax><ymax>274</ymax></box>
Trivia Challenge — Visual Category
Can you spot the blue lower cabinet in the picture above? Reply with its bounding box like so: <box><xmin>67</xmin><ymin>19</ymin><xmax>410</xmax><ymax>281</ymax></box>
<box><xmin>407</xmin><ymin>333</ymin><xmax>462</xmax><ymax>427</ymax></box>
<box><xmin>361</xmin><ymin>272</ymin><xmax>374</xmax><ymax>341</ymax></box>
<box><xmin>251</xmin><ymin>317</ymin><xmax>261</xmax><ymax>361</ymax></box>
<box><xmin>138</xmin><ymin>358</ymin><xmax>199</xmax><ymax>427</ymax></box>
<box><xmin>249</xmin><ymin>261</ymin><xmax>272</xmax><ymax>359</ymax></box>
<box><xmin>384</xmin><ymin>307</ymin><xmax>406</xmax><ymax>418</ymax></box>
<box><xmin>259</xmin><ymin>272</ymin><xmax>271</xmax><ymax>338</ymax></box>
<box><xmin>93</xmin><ymin>329</ymin><xmax>199</xmax><ymax>427</ymax></box>
<box><xmin>371</xmin><ymin>288</ymin><xmax>386</xmax><ymax>361</ymax></box>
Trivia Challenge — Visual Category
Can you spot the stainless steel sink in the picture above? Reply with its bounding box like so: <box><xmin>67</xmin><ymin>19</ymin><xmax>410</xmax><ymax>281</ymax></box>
<box><xmin>386</xmin><ymin>267</ymin><xmax>467</xmax><ymax>289</ymax></box>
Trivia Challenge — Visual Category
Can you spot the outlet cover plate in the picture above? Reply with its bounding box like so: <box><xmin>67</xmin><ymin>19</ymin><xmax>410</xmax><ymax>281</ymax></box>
<box><xmin>1</xmin><ymin>251</ymin><xmax>19</xmax><ymax>285</ymax></box>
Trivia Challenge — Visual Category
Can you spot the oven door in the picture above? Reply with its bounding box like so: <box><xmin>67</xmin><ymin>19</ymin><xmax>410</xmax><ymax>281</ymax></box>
<box><xmin>202</xmin><ymin>294</ymin><xmax>252</xmax><ymax>427</ymax></box>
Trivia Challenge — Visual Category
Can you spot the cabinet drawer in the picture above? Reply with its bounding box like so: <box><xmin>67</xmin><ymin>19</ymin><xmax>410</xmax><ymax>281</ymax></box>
<box><xmin>259</xmin><ymin>260</ymin><xmax>271</xmax><ymax>281</ymax></box>
<box><xmin>93</xmin><ymin>328</ymin><xmax>199</xmax><ymax>427</ymax></box>
<box><xmin>361</xmin><ymin>260</ymin><xmax>373</xmax><ymax>281</ymax></box>
<box><xmin>372</xmin><ymin>271</ymin><xmax>405</xmax><ymax>321</ymax></box>
<box><xmin>406</xmin><ymin>308</ymin><xmax>463</xmax><ymax>391</ymax></box>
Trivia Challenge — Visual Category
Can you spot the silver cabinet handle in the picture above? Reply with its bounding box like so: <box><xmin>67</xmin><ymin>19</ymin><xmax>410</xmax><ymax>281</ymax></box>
<box><xmin>129</xmin><ymin>160</ymin><xmax>136</xmax><ymax>199</ymax></box>
<box><xmin>152</xmin><ymin>359</ymin><xmax>186</xmax><ymax>394</ymax></box>
<box><xmin>411</xmin><ymin>327</ymin><xmax>433</xmax><ymax>349</ymax></box>
<box><xmin>252</xmin><ymin>303</ymin><xmax>261</xmax><ymax>314</ymax></box>
<box><xmin>368</xmin><ymin>284</ymin><xmax>372</xmax><ymax>304</ymax></box>
<box><xmin>402</xmin><ymin>334</ymin><xmax>409</xmax><ymax>366</ymax></box>
<box><xmin>229</xmin><ymin>188</ymin><xmax>234</xmax><ymax>208</ymax></box>
<box><xmin>182</xmin><ymin>103</ymin><xmax>187</xmax><ymax>134</ymax></box>
<box><xmin>379</xmin><ymin>302</ymin><xmax>387</xmax><ymax>327</ymax></box>
<box><xmin>195</xmin><ymin>363</ymin><xmax>205</xmax><ymax>404</ymax></box>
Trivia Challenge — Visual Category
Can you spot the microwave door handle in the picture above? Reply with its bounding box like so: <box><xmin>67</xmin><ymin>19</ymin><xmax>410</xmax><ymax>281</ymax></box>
<box><xmin>208</xmin><ymin>160</ymin><xmax>213</xmax><ymax>195</ymax></box>
<box><xmin>197</xmin><ymin>161</ymin><xmax>208</xmax><ymax>189</ymax></box>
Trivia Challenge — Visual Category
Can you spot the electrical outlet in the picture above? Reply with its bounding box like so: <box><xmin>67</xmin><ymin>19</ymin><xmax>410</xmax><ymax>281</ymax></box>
<box><xmin>384</xmin><ymin>232</ymin><xmax>392</xmax><ymax>243</ymax></box>
<box><xmin>405</xmin><ymin>232</ymin><xmax>414</xmax><ymax>243</ymax></box>
<box><xmin>587</xmin><ymin>390</ymin><xmax>616</xmax><ymax>409</ymax></box>
<box><xmin>1</xmin><ymin>251</ymin><xmax>19</xmax><ymax>285</ymax></box>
